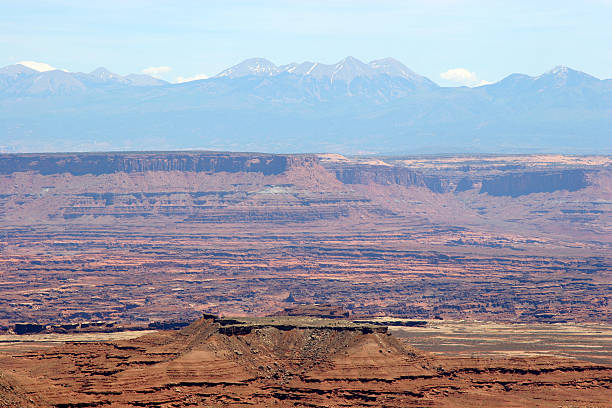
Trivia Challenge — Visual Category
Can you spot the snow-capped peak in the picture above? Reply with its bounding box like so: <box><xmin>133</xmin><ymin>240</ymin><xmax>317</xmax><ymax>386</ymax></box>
<box><xmin>541</xmin><ymin>65</ymin><xmax>577</xmax><ymax>81</ymax></box>
<box><xmin>209</xmin><ymin>56</ymin><xmax>436</xmax><ymax>88</ymax></box>
<box><xmin>538</xmin><ymin>65</ymin><xmax>598</xmax><ymax>82</ymax></box>
<box><xmin>369</xmin><ymin>58</ymin><xmax>418</xmax><ymax>80</ymax></box>
<box><xmin>215</xmin><ymin>58</ymin><xmax>279</xmax><ymax>78</ymax></box>
<box><xmin>278</xmin><ymin>62</ymin><xmax>318</xmax><ymax>76</ymax></box>
<box><xmin>547</xmin><ymin>65</ymin><xmax>570</xmax><ymax>75</ymax></box>
<box><xmin>328</xmin><ymin>56</ymin><xmax>373</xmax><ymax>83</ymax></box>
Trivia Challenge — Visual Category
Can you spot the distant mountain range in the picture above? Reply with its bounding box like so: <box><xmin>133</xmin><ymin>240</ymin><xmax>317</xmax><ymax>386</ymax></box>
<box><xmin>0</xmin><ymin>64</ymin><xmax>168</xmax><ymax>94</ymax></box>
<box><xmin>0</xmin><ymin>57</ymin><xmax>610</xmax><ymax>153</ymax></box>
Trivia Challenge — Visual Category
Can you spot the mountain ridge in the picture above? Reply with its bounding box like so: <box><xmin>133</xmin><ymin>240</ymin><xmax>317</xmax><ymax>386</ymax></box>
<box><xmin>1</xmin><ymin>57</ymin><xmax>608</xmax><ymax>92</ymax></box>
<box><xmin>0</xmin><ymin>63</ymin><xmax>168</xmax><ymax>95</ymax></box>
<box><xmin>0</xmin><ymin>57</ymin><xmax>610</xmax><ymax>154</ymax></box>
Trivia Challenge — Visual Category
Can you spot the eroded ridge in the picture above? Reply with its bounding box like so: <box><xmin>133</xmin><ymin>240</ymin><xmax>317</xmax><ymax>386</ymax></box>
<box><xmin>0</xmin><ymin>316</ymin><xmax>610</xmax><ymax>407</ymax></box>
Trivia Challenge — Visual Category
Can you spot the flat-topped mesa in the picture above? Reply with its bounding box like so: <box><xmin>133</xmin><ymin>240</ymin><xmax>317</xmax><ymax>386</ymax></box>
<box><xmin>208</xmin><ymin>315</ymin><xmax>388</xmax><ymax>336</ymax></box>
<box><xmin>0</xmin><ymin>152</ymin><xmax>317</xmax><ymax>176</ymax></box>
<box><xmin>480</xmin><ymin>169</ymin><xmax>591</xmax><ymax>197</ymax></box>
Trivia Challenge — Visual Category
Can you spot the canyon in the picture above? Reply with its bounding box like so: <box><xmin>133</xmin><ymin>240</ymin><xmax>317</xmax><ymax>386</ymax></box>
<box><xmin>0</xmin><ymin>151</ymin><xmax>610</xmax><ymax>329</ymax></box>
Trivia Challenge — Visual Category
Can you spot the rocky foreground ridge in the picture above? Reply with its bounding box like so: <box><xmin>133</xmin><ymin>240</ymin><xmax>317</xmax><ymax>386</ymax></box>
<box><xmin>0</xmin><ymin>315</ymin><xmax>610</xmax><ymax>407</ymax></box>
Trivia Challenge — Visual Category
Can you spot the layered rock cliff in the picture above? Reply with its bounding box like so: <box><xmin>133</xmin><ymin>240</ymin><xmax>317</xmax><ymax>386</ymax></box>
<box><xmin>0</xmin><ymin>152</ymin><xmax>316</xmax><ymax>176</ymax></box>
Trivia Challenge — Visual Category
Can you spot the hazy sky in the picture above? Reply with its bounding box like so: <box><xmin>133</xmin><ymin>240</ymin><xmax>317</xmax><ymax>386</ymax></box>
<box><xmin>1</xmin><ymin>0</ymin><xmax>611</xmax><ymax>85</ymax></box>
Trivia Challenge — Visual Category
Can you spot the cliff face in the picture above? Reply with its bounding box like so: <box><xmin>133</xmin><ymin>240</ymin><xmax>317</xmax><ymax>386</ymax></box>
<box><xmin>333</xmin><ymin>165</ymin><xmax>424</xmax><ymax>186</ymax></box>
<box><xmin>0</xmin><ymin>152</ymin><xmax>316</xmax><ymax>176</ymax></box>
<box><xmin>480</xmin><ymin>169</ymin><xmax>591</xmax><ymax>197</ymax></box>
<box><xmin>332</xmin><ymin>165</ymin><xmax>453</xmax><ymax>193</ymax></box>
<box><xmin>330</xmin><ymin>163</ymin><xmax>595</xmax><ymax>196</ymax></box>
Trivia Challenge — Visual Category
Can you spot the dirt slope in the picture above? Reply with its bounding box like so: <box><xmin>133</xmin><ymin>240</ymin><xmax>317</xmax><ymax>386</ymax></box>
<box><xmin>0</xmin><ymin>371</ymin><xmax>36</xmax><ymax>408</ymax></box>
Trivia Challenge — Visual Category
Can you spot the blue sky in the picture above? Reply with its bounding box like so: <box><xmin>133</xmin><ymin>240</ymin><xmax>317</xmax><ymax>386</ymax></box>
<box><xmin>1</xmin><ymin>0</ymin><xmax>611</xmax><ymax>85</ymax></box>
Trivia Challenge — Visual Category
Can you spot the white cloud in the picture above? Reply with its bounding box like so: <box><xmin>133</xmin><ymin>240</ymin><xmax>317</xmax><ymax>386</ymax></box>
<box><xmin>142</xmin><ymin>66</ymin><xmax>172</xmax><ymax>78</ymax></box>
<box><xmin>440</xmin><ymin>68</ymin><xmax>489</xmax><ymax>87</ymax></box>
<box><xmin>174</xmin><ymin>73</ymin><xmax>209</xmax><ymax>83</ymax></box>
<box><xmin>17</xmin><ymin>60</ymin><xmax>62</xmax><ymax>72</ymax></box>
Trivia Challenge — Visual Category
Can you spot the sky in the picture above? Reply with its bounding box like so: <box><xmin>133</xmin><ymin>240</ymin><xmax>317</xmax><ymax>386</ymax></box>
<box><xmin>1</xmin><ymin>0</ymin><xmax>611</xmax><ymax>86</ymax></box>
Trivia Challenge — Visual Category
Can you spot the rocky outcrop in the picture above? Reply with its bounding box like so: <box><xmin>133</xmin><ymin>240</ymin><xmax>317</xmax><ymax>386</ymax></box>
<box><xmin>424</xmin><ymin>175</ymin><xmax>453</xmax><ymax>193</ymax></box>
<box><xmin>0</xmin><ymin>152</ymin><xmax>316</xmax><ymax>176</ymax></box>
<box><xmin>480</xmin><ymin>169</ymin><xmax>591</xmax><ymax>197</ymax></box>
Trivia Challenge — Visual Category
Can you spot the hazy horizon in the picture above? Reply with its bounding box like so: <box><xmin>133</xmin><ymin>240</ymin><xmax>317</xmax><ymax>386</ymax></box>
<box><xmin>2</xmin><ymin>0</ymin><xmax>612</xmax><ymax>86</ymax></box>
<box><xmin>6</xmin><ymin>57</ymin><xmax>611</xmax><ymax>87</ymax></box>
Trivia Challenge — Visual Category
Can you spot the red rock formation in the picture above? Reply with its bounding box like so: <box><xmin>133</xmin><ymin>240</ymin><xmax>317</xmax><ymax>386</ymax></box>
<box><xmin>0</xmin><ymin>316</ymin><xmax>610</xmax><ymax>407</ymax></box>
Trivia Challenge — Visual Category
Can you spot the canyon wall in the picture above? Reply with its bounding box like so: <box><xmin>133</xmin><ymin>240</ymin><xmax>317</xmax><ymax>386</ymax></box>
<box><xmin>332</xmin><ymin>165</ymin><xmax>425</xmax><ymax>187</ymax></box>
